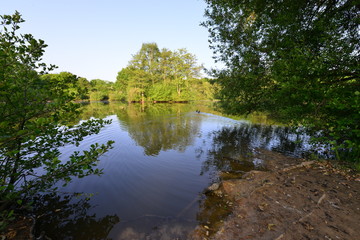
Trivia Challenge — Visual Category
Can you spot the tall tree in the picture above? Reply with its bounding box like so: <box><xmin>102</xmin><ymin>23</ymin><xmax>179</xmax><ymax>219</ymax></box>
<box><xmin>158</xmin><ymin>48</ymin><xmax>173</xmax><ymax>83</ymax></box>
<box><xmin>0</xmin><ymin>12</ymin><xmax>113</xmax><ymax>215</ymax></box>
<box><xmin>115</xmin><ymin>67</ymin><xmax>132</xmax><ymax>90</ymax></box>
<box><xmin>116</xmin><ymin>43</ymin><xmax>205</xmax><ymax>102</ymax></box>
<box><xmin>203</xmin><ymin>0</ymin><xmax>360</xmax><ymax>161</ymax></box>
<box><xmin>172</xmin><ymin>48</ymin><xmax>202</xmax><ymax>97</ymax></box>
<box><xmin>129</xmin><ymin>42</ymin><xmax>161</xmax><ymax>85</ymax></box>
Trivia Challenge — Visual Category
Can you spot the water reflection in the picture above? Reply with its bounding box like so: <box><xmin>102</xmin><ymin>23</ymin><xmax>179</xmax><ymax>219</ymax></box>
<box><xmin>78</xmin><ymin>103</ymin><xmax>201</xmax><ymax>156</ymax></box>
<box><xmin>200</xmin><ymin>123</ymin><xmax>312</xmax><ymax>177</ymax></box>
<box><xmin>117</xmin><ymin>104</ymin><xmax>201</xmax><ymax>156</ymax></box>
<box><xmin>32</xmin><ymin>193</ymin><xmax>119</xmax><ymax>239</ymax></box>
<box><xmin>34</xmin><ymin>102</ymin><xmax>319</xmax><ymax>239</ymax></box>
<box><xmin>195</xmin><ymin>122</ymin><xmax>315</xmax><ymax>236</ymax></box>
<box><xmin>108</xmin><ymin>216</ymin><xmax>198</xmax><ymax>240</ymax></box>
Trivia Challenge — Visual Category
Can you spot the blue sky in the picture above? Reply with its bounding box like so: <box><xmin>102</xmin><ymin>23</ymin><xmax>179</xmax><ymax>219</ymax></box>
<box><xmin>1</xmin><ymin>0</ymin><xmax>219</xmax><ymax>81</ymax></box>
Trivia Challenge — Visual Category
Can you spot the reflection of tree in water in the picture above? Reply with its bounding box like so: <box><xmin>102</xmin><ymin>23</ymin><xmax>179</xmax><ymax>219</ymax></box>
<box><xmin>117</xmin><ymin>104</ymin><xmax>201</xmax><ymax>156</ymax></box>
<box><xmin>32</xmin><ymin>193</ymin><xmax>119</xmax><ymax>240</ymax></box>
<box><xmin>201</xmin><ymin>123</ymin><xmax>310</xmax><ymax>174</ymax></box>
<box><xmin>78</xmin><ymin>101</ymin><xmax>125</xmax><ymax>120</ymax></box>
<box><xmin>196</xmin><ymin>123</ymin><xmax>313</xmax><ymax>233</ymax></box>
<box><xmin>77</xmin><ymin>102</ymin><xmax>203</xmax><ymax>156</ymax></box>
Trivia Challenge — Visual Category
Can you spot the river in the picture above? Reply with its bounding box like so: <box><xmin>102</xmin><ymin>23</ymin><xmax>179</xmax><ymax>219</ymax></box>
<box><xmin>33</xmin><ymin>102</ymin><xmax>314</xmax><ymax>239</ymax></box>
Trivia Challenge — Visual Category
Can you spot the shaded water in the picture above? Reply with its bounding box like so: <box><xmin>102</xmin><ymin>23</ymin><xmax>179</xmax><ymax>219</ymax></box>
<box><xmin>34</xmin><ymin>102</ymin><xmax>315</xmax><ymax>239</ymax></box>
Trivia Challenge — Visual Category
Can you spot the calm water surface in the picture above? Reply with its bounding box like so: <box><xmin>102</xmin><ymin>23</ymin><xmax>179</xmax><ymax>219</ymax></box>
<box><xmin>34</xmin><ymin>102</ymin><xmax>313</xmax><ymax>239</ymax></box>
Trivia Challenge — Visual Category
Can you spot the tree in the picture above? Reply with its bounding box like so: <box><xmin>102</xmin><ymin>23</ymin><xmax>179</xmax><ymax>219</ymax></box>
<box><xmin>129</xmin><ymin>42</ymin><xmax>161</xmax><ymax>85</ymax></box>
<box><xmin>116</xmin><ymin>44</ymin><xmax>205</xmax><ymax>102</ymax></box>
<box><xmin>158</xmin><ymin>48</ymin><xmax>174</xmax><ymax>83</ymax></box>
<box><xmin>171</xmin><ymin>48</ymin><xmax>202</xmax><ymax>98</ymax></box>
<box><xmin>115</xmin><ymin>67</ymin><xmax>133</xmax><ymax>101</ymax></box>
<box><xmin>77</xmin><ymin>77</ymin><xmax>91</xmax><ymax>100</ymax></box>
<box><xmin>89</xmin><ymin>79</ymin><xmax>114</xmax><ymax>101</ymax></box>
<box><xmin>41</xmin><ymin>72</ymin><xmax>90</xmax><ymax>100</ymax></box>
<box><xmin>0</xmin><ymin>11</ymin><xmax>113</xmax><ymax>220</ymax></box>
<box><xmin>203</xmin><ymin>0</ymin><xmax>360</xmax><ymax>162</ymax></box>
<box><xmin>115</xmin><ymin>67</ymin><xmax>132</xmax><ymax>90</ymax></box>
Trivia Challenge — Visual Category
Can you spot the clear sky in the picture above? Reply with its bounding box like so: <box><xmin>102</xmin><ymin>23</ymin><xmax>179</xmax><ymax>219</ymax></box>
<box><xmin>1</xmin><ymin>0</ymin><xmax>219</xmax><ymax>81</ymax></box>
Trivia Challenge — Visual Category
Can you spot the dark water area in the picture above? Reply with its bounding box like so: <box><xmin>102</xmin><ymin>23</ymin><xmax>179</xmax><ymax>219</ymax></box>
<box><xmin>34</xmin><ymin>102</ymin><xmax>317</xmax><ymax>239</ymax></box>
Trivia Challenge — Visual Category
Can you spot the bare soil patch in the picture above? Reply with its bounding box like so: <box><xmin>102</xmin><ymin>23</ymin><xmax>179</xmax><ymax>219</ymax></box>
<box><xmin>192</xmin><ymin>150</ymin><xmax>360</xmax><ymax>240</ymax></box>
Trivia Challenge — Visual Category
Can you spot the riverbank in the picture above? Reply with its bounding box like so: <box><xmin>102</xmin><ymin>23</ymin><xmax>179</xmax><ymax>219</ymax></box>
<box><xmin>191</xmin><ymin>149</ymin><xmax>360</xmax><ymax>240</ymax></box>
<box><xmin>2</xmin><ymin>149</ymin><xmax>359</xmax><ymax>240</ymax></box>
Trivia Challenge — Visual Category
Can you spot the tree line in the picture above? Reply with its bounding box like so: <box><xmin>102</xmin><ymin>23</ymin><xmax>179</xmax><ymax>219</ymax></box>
<box><xmin>42</xmin><ymin>43</ymin><xmax>218</xmax><ymax>102</ymax></box>
<box><xmin>115</xmin><ymin>43</ymin><xmax>217</xmax><ymax>102</ymax></box>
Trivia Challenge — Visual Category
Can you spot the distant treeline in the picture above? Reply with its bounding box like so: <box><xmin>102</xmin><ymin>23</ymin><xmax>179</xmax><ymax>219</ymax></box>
<box><xmin>43</xmin><ymin>43</ymin><xmax>219</xmax><ymax>102</ymax></box>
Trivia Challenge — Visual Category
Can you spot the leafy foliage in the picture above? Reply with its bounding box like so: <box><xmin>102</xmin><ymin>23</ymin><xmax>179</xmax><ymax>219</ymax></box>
<box><xmin>115</xmin><ymin>43</ymin><xmax>217</xmax><ymax>101</ymax></box>
<box><xmin>41</xmin><ymin>72</ymin><xmax>90</xmax><ymax>101</ymax></box>
<box><xmin>63</xmin><ymin>43</ymin><xmax>217</xmax><ymax>102</ymax></box>
<box><xmin>0</xmin><ymin>11</ymin><xmax>113</xmax><ymax>217</ymax></box>
<box><xmin>88</xmin><ymin>79</ymin><xmax>114</xmax><ymax>101</ymax></box>
<box><xmin>203</xmin><ymin>0</ymin><xmax>360</xmax><ymax>162</ymax></box>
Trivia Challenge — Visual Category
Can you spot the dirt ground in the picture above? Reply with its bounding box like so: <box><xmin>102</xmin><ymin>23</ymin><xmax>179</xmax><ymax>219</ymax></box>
<box><xmin>192</xmin><ymin>150</ymin><xmax>360</xmax><ymax>240</ymax></box>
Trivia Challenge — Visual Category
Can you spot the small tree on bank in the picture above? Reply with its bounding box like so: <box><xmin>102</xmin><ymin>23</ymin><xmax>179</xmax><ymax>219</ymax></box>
<box><xmin>0</xmin><ymin>11</ymin><xmax>113</xmax><ymax>222</ymax></box>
